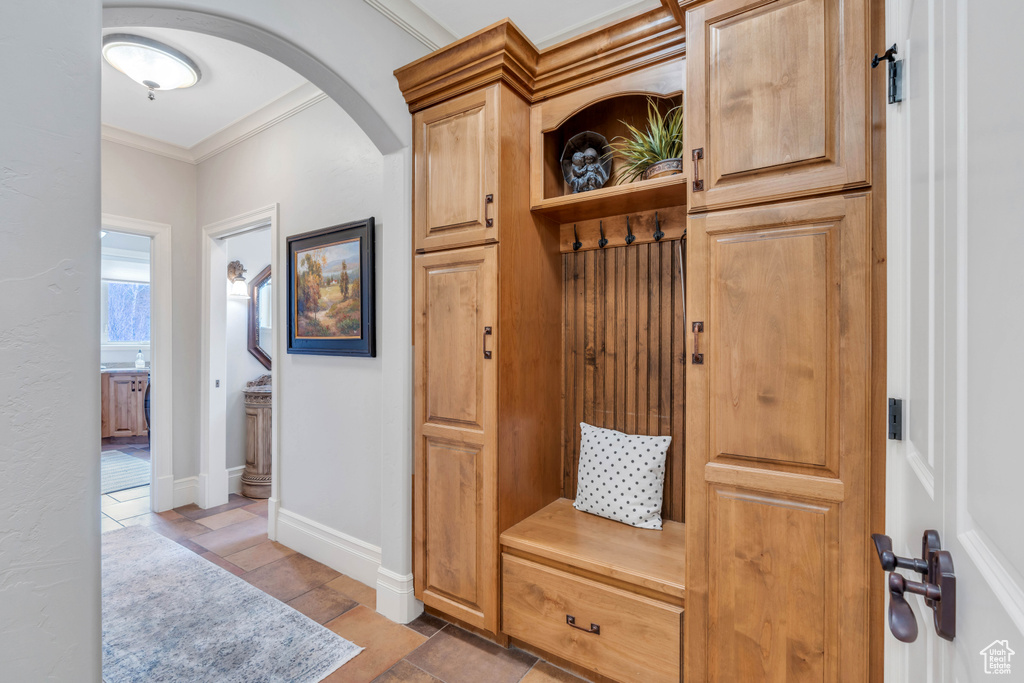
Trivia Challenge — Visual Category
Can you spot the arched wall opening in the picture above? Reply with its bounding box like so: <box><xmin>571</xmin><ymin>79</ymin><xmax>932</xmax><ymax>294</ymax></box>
<box><xmin>101</xmin><ymin>4</ymin><xmax>420</xmax><ymax>624</ymax></box>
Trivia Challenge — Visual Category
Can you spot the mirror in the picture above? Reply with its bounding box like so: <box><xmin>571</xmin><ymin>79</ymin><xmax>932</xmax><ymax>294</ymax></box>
<box><xmin>248</xmin><ymin>265</ymin><xmax>272</xmax><ymax>369</ymax></box>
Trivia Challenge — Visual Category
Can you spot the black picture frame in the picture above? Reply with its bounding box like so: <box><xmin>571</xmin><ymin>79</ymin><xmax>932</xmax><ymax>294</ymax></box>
<box><xmin>286</xmin><ymin>217</ymin><xmax>376</xmax><ymax>357</ymax></box>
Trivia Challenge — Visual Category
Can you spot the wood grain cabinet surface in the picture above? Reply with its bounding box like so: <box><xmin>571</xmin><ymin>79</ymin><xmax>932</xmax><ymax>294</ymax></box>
<box><xmin>413</xmin><ymin>85</ymin><xmax>500</xmax><ymax>253</ymax></box>
<box><xmin>686</xmin><ymin>194</ymin><xmax>874</xmax><ymax>683</ymax></box>
<box><xmin>684</xmin><ymin>0</ymin><xmax>870</xmax><ymax>211</ymax></box>
<box><xmin>102</xmin><ymin>372</ymin><xmax>149</xmax><ymax>438</ymax></box>
<box><xmin>412</xmin><ymin>83</ymin><xmax>563</xmax><ymax>637</ymax></box>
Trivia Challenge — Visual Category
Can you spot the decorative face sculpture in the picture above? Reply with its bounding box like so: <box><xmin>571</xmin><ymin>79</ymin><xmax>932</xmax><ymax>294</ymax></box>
<box><xmin>572</xmin><ymin>151</ymin><xmax>585</xmax><ymax>171</ymax></box>
<box><xmin>583</xmin><ymin>148</ymin><xmax>598</xmax><ymax>166</ymax></box>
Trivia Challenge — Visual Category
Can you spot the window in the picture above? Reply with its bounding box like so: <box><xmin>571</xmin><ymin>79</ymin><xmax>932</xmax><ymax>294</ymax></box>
<box><xmin>102</xmin><ymin>280</ymin><xmax>150</xmax><ymax>344</ymax></box>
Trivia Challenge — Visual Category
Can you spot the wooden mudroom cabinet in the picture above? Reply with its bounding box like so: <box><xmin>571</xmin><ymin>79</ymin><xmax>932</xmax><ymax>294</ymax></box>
<box><xmin>409</xmin><ymin>79</ymin><xmax>562</xmax><ymax>635</ymax></box>
<box><xmin>398</xmin><ymin>0</ymin><xmax>886</xmax><ymax>679</ymax></box>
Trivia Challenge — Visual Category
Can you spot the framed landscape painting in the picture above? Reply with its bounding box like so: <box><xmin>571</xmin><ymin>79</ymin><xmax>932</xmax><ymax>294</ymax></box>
<box><xmin>287</xmin><ymin>218</ymin><xmax>375</xmax><ymax>357</ymax></box>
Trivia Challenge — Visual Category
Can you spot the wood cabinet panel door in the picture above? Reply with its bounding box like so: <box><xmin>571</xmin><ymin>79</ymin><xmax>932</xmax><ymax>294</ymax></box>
<box><xmin>108</xmin><ymin>375</ymin><xmax>136</xmax><ymax>437</ymax></box>
<box><xmin>413</xmin><ymin>245</ymin><xmax>498</xmax><ymax>631</ymax></box>
<box><xmin>685</xmin><ymin>0</ymin><xmax>869</xmax><ymax>211</ymax></box>
<box><xmin>686</xmin><ymin>195</ymin><xmax>873</xmax><ymax>682</ymax></box>
<box><xmin>413</xmin><ymin>85</ymin><xmax>499</xmax><ymax>253</ymax></box>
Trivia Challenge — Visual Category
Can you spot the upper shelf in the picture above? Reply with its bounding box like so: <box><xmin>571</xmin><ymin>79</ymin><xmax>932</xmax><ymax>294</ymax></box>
<box><xmin>531</xmin><ymin>173</ymin><xmax>687</xmax><ymax>223</ymax></box>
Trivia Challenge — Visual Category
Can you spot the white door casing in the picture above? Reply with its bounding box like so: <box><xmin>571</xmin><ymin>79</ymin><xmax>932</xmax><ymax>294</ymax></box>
<box><xmin>886</xmin><ymin>1</ymin><xmax>1024</xmax><ymax>680</ymax></box>
<box><xmin>200</xmin><ymin>205</ymin><xmax>280</xmax><ymax>517</ymax></box>
<box><xmin>101</xmin><ymin>214</ymin><xmax>174</xmax><ymax>512</ymax></box>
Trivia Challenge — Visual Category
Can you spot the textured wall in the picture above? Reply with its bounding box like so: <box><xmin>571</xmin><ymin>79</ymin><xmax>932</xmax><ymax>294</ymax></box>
<box><xmin>0</xmin><ymin>0</ymin><xmax>103</xmax><ymax>679</ymax></box>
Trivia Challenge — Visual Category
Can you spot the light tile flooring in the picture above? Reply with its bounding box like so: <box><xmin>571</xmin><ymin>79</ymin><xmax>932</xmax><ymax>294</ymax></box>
<box><xmin>101</xmin><ymin>486</ymin><xmax>588</xmax><ymax>682</ymax></box>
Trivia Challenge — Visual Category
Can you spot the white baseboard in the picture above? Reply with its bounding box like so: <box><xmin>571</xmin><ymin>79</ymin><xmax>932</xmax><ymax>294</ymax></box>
<box><xmin>228</xmin><ymin>465</ymin><xmax>244</xmax><ymax>494</ymax></box>
<box><xmin>173</xmin><ymin>476</ymin><xmax>199</xmax><ymax>508</ymax></box>
<box><xmin>275</xmin><ymin>507</ymin><xmax>381</xmax><ymax>588</ymax></box>
<box><xmin>153</xmin><ymin>475</ymin><xmax>175</xmax><ymax>512</ymax></box>
<box><xmin>267</xmin><ymin>497</ymin><xmax>280</xmax><ymax>541</ymax></box>
<box><xmin>376</xmin><ymin>567</ymin><xmax>422</xmax><ymax>624</ymax></box>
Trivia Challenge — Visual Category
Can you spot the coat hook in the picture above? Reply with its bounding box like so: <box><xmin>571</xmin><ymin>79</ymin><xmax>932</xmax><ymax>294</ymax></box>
<box><xmin>572</xmin><ymin>224</ymin><xmax>582</xmax><ymax>251</ymax></box>
<box><xmin>625</xmin><ymin>216</ymin><xmax>636</xmax><ymax>245</ymax></box>
<box><xmin>598</xmin><ymin>221</ymin><xmax>608</xmax><ymax>249</ymax></box>
<box><xmin>653</xmin><ymin>211</ymin><xmax>664</xmax><ymax>242</ymax></box>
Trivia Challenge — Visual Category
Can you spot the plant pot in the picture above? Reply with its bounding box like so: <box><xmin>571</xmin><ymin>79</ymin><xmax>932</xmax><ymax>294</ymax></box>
<box><xmin>641</xmin><ymin>158</ymin><xmax>683</xmax><ymax>181</ymax></box>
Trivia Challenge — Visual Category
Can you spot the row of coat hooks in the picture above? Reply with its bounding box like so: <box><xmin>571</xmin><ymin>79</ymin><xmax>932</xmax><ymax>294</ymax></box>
<box><xmin>572</xmin><ymin>212</ymin><xmax>675</xmax><ymax>251</ymax></box>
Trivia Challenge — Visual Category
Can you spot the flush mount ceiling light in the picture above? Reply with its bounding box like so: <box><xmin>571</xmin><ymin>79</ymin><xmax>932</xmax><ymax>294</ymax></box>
<box><xmin>102</xmin><ymin>33</ymin><xmax>201</xmax><ymax>100</ymax></box>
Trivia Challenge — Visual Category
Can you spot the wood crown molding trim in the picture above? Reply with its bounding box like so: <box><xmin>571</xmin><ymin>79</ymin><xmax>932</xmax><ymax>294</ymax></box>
<box><xmin>393</xmin><ymin>6</ymin><xmax>685</xmax><ymax>112</ymax></box>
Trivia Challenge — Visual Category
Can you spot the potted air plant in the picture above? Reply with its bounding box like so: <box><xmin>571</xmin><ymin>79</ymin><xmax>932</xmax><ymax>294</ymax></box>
<box><xmin>605</xmin><ymin>97</ymin><xmax>685</xmax><ymax>183</ymax></box>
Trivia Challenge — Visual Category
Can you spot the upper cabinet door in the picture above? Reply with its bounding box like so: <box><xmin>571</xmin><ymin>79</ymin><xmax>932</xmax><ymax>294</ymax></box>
<box><xmin>685</xmin><ymin>0</ymin><xmax>869</xmax><ymax>211</ymax></box>
<box><xmin>413</xmin><ymin>85</ymin><xmax>499</xmax><ymax>252</ymax></box>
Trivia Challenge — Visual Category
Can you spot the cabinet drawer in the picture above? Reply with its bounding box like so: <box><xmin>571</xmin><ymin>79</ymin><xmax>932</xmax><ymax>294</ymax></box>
<box><xmin>502</xmin><ymin>554</ymin><xmax>681</xmax><ymax>683</ymax></box>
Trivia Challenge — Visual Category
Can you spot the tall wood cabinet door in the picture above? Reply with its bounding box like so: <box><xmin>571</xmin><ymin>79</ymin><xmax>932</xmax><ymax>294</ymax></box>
<box><xmin>686</xmin><ymin>194</ymin><xmax>873</xmax><ymax>683</ymax></box>
<box><xmin>108</xmin><ymin>375</ymin><xmax>136</xmax><ymax>437</ymax></box>
<box><xmin>413</xmin><ymin>245</ymin><xmax>499</xmax><ymax>631</ymax></box>
<box><xmin>685</xmin><ymin>0</ymin><xmax>869</xmax><ymax>212</ymax></box>
<box><xmin>413</xmin><ymin>85</ymin><xmax>499</xmax><ymax>253</ymax></box>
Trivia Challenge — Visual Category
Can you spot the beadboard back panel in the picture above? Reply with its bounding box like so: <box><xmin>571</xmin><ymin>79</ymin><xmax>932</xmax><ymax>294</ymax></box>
<box><xmin>561</xmin><ymin>239</ymin><xmax>686</xmax><ymax>523</ymax></box>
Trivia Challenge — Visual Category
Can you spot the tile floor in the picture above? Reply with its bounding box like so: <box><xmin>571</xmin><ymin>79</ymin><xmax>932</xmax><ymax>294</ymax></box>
<box><xmin>101</xmin><ymin>487</ymin><xmax>589</xmax><ymax>682</ymax></box>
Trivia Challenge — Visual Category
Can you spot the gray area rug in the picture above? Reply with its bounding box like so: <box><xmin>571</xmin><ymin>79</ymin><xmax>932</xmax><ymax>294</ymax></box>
<box><xmin>101</xmin><ymin>451</ymin><xmax>150</xmax><ymax>495</ymax></box>
<box><xmin>102</xmin><ymin>525</ymin><xmax>361</xmax><ymax>683</ymax></box>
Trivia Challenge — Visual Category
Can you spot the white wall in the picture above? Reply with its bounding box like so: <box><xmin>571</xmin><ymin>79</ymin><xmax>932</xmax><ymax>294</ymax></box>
<box><xmin>0</xmin><ymin>0</ymin><xmax>103</xmax><ymax>679</ymax></box>
<box><xmin>198</xmin><ymin>99</ymin><xmax>385</xmax><ymax>545</ymax></box>
<box><xmin>225</xmin><ymin>228</ymin><xmax>271</xmax><ymax>470</ymax></box>
<box><xmin>102</xmin><ymin>140</ymin><xmax>199</xmax><ymax>478</ymax></box>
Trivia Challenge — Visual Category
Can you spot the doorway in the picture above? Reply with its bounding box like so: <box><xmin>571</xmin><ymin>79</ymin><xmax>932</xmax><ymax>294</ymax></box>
<box><xmin>200</xmin><ymin>206</ymin><xmax>279</xmax><ymax>519</ymax></box>
<box><xmin>100</xmin><ymin>215</ymin><xmax>174</xmax><ymax>512</ymax></box>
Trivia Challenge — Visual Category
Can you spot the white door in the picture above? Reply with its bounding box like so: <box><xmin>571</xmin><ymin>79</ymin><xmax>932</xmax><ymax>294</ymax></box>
<box><xmin>886</xmin><ymin>0</ymin><xmax>1024</xmax><ymax>680</ymax></box>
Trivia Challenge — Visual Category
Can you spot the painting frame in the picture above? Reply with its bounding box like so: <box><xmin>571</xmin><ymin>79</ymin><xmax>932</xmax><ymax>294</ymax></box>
<box><xmin>286</xmin><ymin>217</ymin><xmax>376</xmax><ymax>357</ymax></box>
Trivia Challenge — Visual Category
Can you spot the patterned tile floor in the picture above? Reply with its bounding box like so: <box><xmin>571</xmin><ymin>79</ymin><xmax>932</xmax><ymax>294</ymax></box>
<box><xmin>101</xmin><ymin>488</ymin><xmax>588</xmax><ymax>682</ymax></box>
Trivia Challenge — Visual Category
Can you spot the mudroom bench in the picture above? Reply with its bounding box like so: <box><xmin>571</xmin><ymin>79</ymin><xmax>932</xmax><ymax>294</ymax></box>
<box><xmin>500</xmin><ymin>498</ymin><xmax>685</xmax><ymax>683</ymax></box>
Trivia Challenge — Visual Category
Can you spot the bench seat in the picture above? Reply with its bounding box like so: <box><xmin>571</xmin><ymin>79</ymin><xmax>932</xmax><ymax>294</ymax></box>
<box><xmin>499</xmin><ymin>498</ymin><xmax>685</xmax><ymax>683</ymax></box>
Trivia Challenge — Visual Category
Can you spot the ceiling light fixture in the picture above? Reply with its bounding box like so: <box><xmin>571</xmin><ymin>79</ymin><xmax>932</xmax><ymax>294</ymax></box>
<box><xmin>102</xmin><ymin>33</ymin><xmax>202</xmax><ymax>101</ymax></box>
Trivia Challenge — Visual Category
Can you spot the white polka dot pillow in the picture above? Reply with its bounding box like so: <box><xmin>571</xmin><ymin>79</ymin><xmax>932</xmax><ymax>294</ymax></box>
<box><xmin>573</xmin><ymin>422</ymin><xmax>671</xmax><ymax>530</ymax></box>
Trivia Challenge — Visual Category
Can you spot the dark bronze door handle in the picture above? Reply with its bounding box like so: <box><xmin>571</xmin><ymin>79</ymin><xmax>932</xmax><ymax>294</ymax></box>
<box><xmin>566</xmin><ymin>615</ymin><xmax>600</xmax><ymax>635</ymax></box>
<box><xmin>872</xmin><ymin>532</ymin><xmax>956</xmax><ymax>642</ymax></box>
<box><xmin>482</xmin><ymin>326</ymin><xmax>492</xmax><ymax>359</ymax></box>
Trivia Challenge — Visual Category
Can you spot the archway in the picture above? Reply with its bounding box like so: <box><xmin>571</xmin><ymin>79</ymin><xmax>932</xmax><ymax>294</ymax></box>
<box><xmin>102</xmin><ymin>4</ymin><xmax>418</xmax><ymax>623</ymax></box>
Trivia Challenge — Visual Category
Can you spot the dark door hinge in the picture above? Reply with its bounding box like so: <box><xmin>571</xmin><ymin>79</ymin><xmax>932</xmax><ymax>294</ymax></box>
<box><xmin>888</xmin><ymin>398</ymin><xmax>903</xmax><ymax>440</ymax></box>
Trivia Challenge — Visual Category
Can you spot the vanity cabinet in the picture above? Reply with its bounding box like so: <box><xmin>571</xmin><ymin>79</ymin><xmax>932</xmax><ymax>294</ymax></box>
<box><xmin>101</xmin><ymin>372</ymin><xmax>149</xmax><ymax>438</ymax></box>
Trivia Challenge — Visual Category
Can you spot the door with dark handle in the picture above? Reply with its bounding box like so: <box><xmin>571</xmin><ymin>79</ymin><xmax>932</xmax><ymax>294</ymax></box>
<box><xmin>872</xmin><ymin>532</ymin><xmax>956</xmax><ymax>643</ymax></box>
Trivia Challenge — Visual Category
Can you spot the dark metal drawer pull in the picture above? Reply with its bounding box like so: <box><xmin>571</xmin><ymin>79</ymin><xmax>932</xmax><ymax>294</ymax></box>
<box><xmin>566</xmin><ymin>615</ymin><xmax>600</xmax><ymax>635</ymax></box>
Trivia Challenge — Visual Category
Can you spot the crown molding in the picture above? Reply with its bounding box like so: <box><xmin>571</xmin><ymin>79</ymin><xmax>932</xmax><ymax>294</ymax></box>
<box><xmin>362</xmin><ymin>0</ymin><xmax>457</xmax><ymax>51</ymax></box>
<box><xmin>190</xmin><ymin>83</ymin><xmax>327</xmax><ymax>163</ymax></box>
<box><xmin>101</xmin><ymin>125</ymin><xmax>195</xmax><ymax>163</ymax></box>
<box><xmin>393</xmin><ymin>6</ymin><xmax>685</xmax><ymax>112</ymax></box>
<box><xmin>102</xmin><ymin>82</ymin><xmax>328</xmax><ymax>165</ymax></box>
<box><xmin>535</xmin><ymin>0</ymin><xmax>661</xmax><ymax>49</ymax></box>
